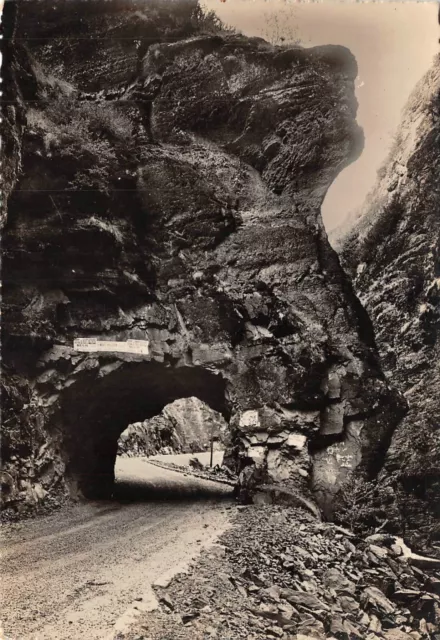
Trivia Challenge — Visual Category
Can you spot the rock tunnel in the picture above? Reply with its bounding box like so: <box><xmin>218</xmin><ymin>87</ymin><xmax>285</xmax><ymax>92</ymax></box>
<box><xmin>55</xmin><ymin>359</ymin><xmax>230</xmax><ymax>498</ymax></box>
<box><xmin>1</xmin><ymin>0</ymin><xmax>405</xmax><ymax>516</ymax></box>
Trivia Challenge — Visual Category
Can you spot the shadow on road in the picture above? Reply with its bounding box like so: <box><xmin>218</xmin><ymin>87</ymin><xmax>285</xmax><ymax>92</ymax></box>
<box><xmin>113</xmin><ymin>478</ymin><xmax>234</xmax><ymax>504</ymax></box>
<box><xmin>112</xmin><ymin>458</ymin><xmax>235</xmax><ymax>504</ymax></box>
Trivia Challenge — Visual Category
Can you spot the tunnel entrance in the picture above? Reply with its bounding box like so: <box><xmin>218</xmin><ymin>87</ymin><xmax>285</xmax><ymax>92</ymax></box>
<box><xmin>114</xmin><ymin>396</ymin><xmax>229</xmax><ymax>502</ymax></box>
<box><xmin>57</xmin><ymin>360</ymin><xmax>230</xmax><ymax>499</ymax></box>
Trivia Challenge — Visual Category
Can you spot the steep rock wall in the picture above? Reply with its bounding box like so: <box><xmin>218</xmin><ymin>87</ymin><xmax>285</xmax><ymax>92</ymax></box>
<box><xmin>340</xmin><ymin>57</ymin><xmax>440</xmax><ymax>547</ymax></box>
<box><xmin>118</xmin><ymin>397</ymin><xmax>228</xmax><ymax>456</ymax></box>
<box><xmin>2</xmin><ymin>0</ymin><xmax>401</xmax><ymax>516</ymax></box>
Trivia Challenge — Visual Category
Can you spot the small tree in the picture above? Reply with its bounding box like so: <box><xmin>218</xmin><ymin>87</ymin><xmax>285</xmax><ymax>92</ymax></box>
<box><xmin>332</xmin><ymin>473</ymin><xmax>403</xmax><ymax>536</ymax></box>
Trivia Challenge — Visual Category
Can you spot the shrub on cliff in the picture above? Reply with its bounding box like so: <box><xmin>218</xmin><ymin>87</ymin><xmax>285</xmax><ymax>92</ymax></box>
<box><xmin>191</xmin><ymin>3</ymin><xmax>231</xmax><ymax>34</ymax></box>
<box><xmin>28</xmin><ymin>98</ymin><xmax>135</xmax><ymax>192</ymax></box>
<box><xmin>332</xmin><ymin>474</ymin><xmax>403</xmax><ymax>537</ymax></box>
<box><xmin>333</xmin><ymin>470</ymin><xmax>440</xmax><ymax>551</ymax></box>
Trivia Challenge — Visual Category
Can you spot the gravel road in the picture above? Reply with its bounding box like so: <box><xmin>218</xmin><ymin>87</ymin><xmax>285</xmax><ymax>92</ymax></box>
<box><xmin>150</xmin><ymin>451</ymin><xmax>224</xmax><ymax>467</ymax></box>
<box><xmin>1</xmin><ymin>457</ymin><xmax>234</xmax><ymax>640</ymax></box>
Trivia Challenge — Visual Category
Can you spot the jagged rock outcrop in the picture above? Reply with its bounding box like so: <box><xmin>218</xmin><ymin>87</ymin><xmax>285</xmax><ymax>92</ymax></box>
<box><xmin>2</xmin><ymin>0</ymin><xmax>401</xmax><ymax>516</ymax></box>
<box><xmin>339</xmin><ymin>57</ymin><xmax>440</xmax><ymax>547</ymax></box>
<box><xmin>118</xmin><ymin>397</ymin><xmax>227</xmax><ymax>457</ymax></box>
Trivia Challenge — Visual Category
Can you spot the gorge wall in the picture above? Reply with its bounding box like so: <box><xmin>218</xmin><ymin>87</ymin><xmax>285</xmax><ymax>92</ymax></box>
<box><xmin>339</xmin><ymin>57</ymin><xmax>440</xmax><ymax>547</ymax></box>
<box><xmin>1</xmin><ymin>0</ymin><xmax>402</xmax><ymax>517</ymax></box>
<box><xmin>118</xmin><ymin>397</ymin><xmax>228</xmax><ymax>457</ymax></box>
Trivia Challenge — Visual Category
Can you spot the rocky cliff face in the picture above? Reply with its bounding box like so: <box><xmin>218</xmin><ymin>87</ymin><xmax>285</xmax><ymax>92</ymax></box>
<box><xmin>2</xmin><ymin>0</ymin><xmax>401</xmax><ymax>517</ymax></box>
<box><xmin>118</xmin><ymin>397</ymin><xmax>227</xmax><ymax>457</ymax></box>
<box><xmin>339</xmin><ymin>57</ymin><xmax>440</xmax><ymax>547</ymax></box>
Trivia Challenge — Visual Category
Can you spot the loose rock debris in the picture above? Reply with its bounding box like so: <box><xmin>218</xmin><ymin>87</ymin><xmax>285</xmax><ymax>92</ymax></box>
<box><xmin>122</xmin><ymin>505</ymin><xmax>440</xmax><ymax>640</ymax></box>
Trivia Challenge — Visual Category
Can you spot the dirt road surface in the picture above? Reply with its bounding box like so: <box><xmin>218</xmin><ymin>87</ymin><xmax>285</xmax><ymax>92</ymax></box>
<box><xmin>150</xmin><ymin>451</ymin><xmax>224</xmax><ymax>467</ymax></box>
<box><xmin>1</xmin><ymin>457</ymin><xmax>234</xmax><ymax>640</ymax></box>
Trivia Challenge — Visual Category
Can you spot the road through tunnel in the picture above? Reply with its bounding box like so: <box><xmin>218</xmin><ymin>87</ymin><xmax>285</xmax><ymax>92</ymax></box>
<box><xmin>56</xmin><ymin>359</ymin><xmax>230</xmax><ymax>499</ymax></box>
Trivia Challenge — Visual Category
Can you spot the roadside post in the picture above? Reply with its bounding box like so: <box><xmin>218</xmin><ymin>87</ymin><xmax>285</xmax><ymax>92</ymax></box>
<box><xmin>210</xmin><ymin>434</ymin><xmax>219</xmax><ymax>467</ymax></box>
<box><xmin>210</xmin><ymin>432</ymin><xmax>214</xmax><ymax>468</ymax></box>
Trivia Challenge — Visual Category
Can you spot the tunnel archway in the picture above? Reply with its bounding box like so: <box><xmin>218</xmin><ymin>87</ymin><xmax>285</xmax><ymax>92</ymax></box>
<box><xmin>56</xmin><ymin>359</ymin><xmax>230</xmax><ymax>498</ymax></box>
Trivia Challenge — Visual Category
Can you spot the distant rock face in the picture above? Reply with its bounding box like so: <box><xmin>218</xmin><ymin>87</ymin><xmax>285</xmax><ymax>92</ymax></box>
<box><xmin>117</xmin><ymin>416</ymin><xmax>176</xmax><ymax>459</ymax></box>
<box><xmin>2</xmin><ymin>0</ymin><xmax>400</xmax><ymax>514</ymax></box>
<box><xmin>118</xmin><ymin>397</ymin><xmax>227</xmax><ymax>457</ymax></box>
<box><xmin>340</xmin><ymin>57</ymin><xmax>440</xmax><ymax>546</ymax></box>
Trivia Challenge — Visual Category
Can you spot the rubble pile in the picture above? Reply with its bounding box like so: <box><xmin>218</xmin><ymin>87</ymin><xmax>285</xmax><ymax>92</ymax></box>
<box><xmin>126</xmin><ymin>505</ymin><xmax>440</xmax><ymax>640</ymax></box>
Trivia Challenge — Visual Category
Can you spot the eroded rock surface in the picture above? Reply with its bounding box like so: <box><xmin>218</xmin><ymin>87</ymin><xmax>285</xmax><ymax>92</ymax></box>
<box><xmin>2</xmin><ymin>0</ymin><xmax>400</xmax><ymax>515</ymax></box>
<box><xmin>118</xmin><ymin>397</ymin><xmax>227</xmax><ymax>457</ymax></box>
<box><xmin>339</xmin><ymin>57</ymin><xmax>440</xmax><ymax>546</ymax></box>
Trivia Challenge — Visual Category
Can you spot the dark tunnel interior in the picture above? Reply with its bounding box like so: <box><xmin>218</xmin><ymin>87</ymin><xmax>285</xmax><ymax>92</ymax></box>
<box><xmin>55</xmin><ymin>360</ymin><xmax>231</xmax><ymax>499</ymax></box>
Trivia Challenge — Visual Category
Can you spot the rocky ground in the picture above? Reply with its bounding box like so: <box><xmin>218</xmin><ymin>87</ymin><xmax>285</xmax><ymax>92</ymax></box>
<box><xmin>123</xmin><ymin>504</ymin><xmax>440</xmax><ymax>640</ymax></box>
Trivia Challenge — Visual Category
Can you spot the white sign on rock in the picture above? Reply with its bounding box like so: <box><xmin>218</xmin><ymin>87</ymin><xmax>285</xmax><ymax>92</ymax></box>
<box><xmin>239</xmin><ymin>410</ymin><xmax>260</xmax><ymax>429</ymax></box>
<box><xmin>73</xmin><ymin>338</ymin><xmax>150</xmax><ymax>355</ymax></box>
